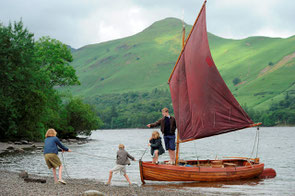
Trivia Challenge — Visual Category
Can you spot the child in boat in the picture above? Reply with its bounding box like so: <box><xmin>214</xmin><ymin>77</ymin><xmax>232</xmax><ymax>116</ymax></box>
<box><xmin>149</xmin><ymin>131</ymin><xmax>165</xmax><ymax>164</ymax></box>
<box><xmin>44</xmin><ymin>128</ymin><xmax>71</xmax><ymax>184</ymax></box>
<box><xmin>107</xmin><ymin>144</ymin><xmax>135</xmax><ymax>185</ymax></box>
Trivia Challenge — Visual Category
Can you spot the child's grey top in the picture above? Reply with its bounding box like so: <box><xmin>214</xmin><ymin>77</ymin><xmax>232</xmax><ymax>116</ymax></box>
<box><xmin>116</xmin><ymin>149</ymin><xmax>134</xmax><ymax>165</ymax></box>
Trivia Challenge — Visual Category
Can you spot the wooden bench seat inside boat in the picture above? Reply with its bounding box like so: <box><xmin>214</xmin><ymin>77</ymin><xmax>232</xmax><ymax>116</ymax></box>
<box><xmin>176</xmin><ymin>159</ymin><xmax>254</xmax><ymax>168</ymax></box>
<box><xmin>224</xmin><ymin>163</ymin><xmax>237</xmax><ymax>167</ymax></box>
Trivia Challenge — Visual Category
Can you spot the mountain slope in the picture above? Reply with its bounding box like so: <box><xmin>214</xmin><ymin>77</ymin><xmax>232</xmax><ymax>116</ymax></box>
<box><xmin>67</xmin><ymin>18</ymin><xmax>295</xmax><ymax>110</ymax></box>
<box><xmin>68</xmin><ymin>18</ymin><xmax>186</xmax><ymax>95</ymax></box>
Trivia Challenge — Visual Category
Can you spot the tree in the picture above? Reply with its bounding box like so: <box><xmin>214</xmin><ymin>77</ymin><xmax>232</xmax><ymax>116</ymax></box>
<box><xmin>287</xmin><ymin>114</ymin><xmax>295</xmax><ymax>124</ymax></box>
<box><xmin>232</xmin><ymin>77</ymin><xmax>241</xmax><ymax>86</ymax></box>
<box><xmin>35</xmin><ymin>36</ymin><xmax>80</xmax><ymax>87</ymax></box>
<box><xmin>0</xmin><ymin>21</ymin><xmax>85</xmax><ymax>141</ymax></box>
<box><xmin>63</xmin><ymin>98</ymin><xmax>103</xmax><ymax>138</ymax></box>
<box><xmin>268</xmin><ymin>62</ymin><xmax>274</xmax><ymax>66</ymax></box>
<box><xmin>0</xmin><ymin>21</ymin><xmax>46</xmax><ymax>140</ymax></box>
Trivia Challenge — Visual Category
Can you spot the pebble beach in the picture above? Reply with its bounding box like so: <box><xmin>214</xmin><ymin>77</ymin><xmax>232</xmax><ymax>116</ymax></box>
<box><xmin>0</xmin><ymin>141</ymin><xmax>199</xmax><ymax>196</ymax></box>
<box><xmin>0</xmin><ymin>170</ymin><xmax>200</xmax><ymax>196</ymax></box>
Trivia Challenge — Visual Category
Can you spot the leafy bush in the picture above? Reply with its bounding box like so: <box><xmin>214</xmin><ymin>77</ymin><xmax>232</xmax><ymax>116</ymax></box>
<box><xmin>232</xmin><ymin>77</ymin><xmax>241</xmax><ymax>85</ymax></box>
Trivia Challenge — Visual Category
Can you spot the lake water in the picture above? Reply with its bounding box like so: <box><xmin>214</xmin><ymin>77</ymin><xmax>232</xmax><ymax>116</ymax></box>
<box><xmin>1</xmin><ymin>127</ymin><xmax>295</xmax><ymax>195</ymax></box>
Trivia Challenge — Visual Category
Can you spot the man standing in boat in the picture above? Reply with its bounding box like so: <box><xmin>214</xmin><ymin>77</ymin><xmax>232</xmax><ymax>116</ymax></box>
<box><xmin>147</xmin><ymin>108</ymin><xmax>177</xmax><ymax>164</ymax></box>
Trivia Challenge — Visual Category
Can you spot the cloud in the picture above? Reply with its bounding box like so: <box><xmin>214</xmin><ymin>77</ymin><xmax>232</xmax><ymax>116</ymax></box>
<box><xmin>0</xmin><ymin>0</ymin><xmax>294</xmax><ymax>48</ymax></box>
<box><xmin>206</xmin><ymin>0</ymin><xmax>295</xmax><ymax>39</ymax></box>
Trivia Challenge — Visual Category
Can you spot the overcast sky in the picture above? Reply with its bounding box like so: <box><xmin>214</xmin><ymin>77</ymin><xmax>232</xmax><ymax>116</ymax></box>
<box><xmin>1</xmin><ymin>0</ymin><xmax>294</xmax><ymax>49</ymax></box>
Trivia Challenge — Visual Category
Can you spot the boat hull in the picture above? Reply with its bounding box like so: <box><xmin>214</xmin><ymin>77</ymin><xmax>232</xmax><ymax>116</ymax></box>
<box><xmin>139</xmin><ymin>159</ymin><xmax>264</xmax><ymax>183</ymax></box>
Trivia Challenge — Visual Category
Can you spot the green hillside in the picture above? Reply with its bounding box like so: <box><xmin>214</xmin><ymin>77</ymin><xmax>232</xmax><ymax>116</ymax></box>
<box><xmin>67</xmin><ymin>18</ymin><xmax>186</xmax><ymax>96</ymax></box>
<box><xmin>67</xmin><ymin>17</ymin><xmax>295</xmax><ymax>111</ymax></box>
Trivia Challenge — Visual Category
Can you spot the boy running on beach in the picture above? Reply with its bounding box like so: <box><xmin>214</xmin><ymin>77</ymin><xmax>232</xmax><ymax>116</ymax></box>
<box><xmin>44</xmin><ymin>128</ymin><xmax>71</xmax><ymax>184</ymax></box>
<box><xmin>107</xmin><ymin>144</ymin><xmax>135</xmax><ymax>185</ymax></box>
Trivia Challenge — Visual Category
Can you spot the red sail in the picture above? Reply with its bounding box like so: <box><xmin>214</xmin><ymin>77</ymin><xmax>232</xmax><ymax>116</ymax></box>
<box><xmin>169</xmin><ymin>4</ymin><xmax>253</xmax><ymax>142</ymax></box>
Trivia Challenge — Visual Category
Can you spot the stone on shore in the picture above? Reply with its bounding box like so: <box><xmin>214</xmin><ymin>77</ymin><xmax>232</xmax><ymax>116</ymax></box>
<box><xmin>5</xmin><ymin>146</ymin><xmax>25</xmax><ymax>153</ymax></box>
<box><xmin>6</xmin><ymin>145</ymin><xmax>15</xmax><ymax>150</ymax></box>
<box><xmin>15</xmin><ymin>148</ymin><xmax>25</xmax><ymax>153</ymax></box>
<box><xmin>82</xmin><ymin>190</ymin><xmax>105</xmax><ymax>196</ymax></box>
<box><xmin>68</xmin><ymin>139</ymin><xmax>77</xmax><ymax>142</ymax></box>
<box><xmin>20</xmin><ymin>140</ymin><xmax>29</xmax><ymax>144</ymax></box>
<box><xmin>19</xmin><ymin>171</ymin><xmax>29</xmax><ymax>179</ymax></box>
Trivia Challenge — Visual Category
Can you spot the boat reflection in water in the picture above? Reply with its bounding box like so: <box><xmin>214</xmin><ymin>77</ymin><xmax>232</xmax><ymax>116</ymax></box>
<box><xmin>142</xmin><ymin>178</ymin><xmax>262</xmax><ymax>189</ymax></box>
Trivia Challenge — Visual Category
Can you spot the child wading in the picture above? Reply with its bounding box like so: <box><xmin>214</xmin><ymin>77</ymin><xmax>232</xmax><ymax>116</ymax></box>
<box><xmin>149</xmin><ymin>131</ymin><xmax>165</xmax><ymax>164</ymax></box>
<box><xmin>44</xmin><ymin>129</ymin><xmax>71</xmax><ymax>184</ymax></box>
<box><xmin>107</xmin><ymin>144</ymin><xmax>135</xmax><ymax>185</ymax></box>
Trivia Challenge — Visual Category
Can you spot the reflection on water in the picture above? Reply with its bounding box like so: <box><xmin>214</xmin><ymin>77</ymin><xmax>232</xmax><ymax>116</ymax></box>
<box><xmin>142</xmin><ymin>179</ymin><xmax>264</xmax><ymax>195</ymax></box>
<box><xmin>143</xmin><ymin>178</ymin><xmax>262</xmax><ymax>189</ymax></box>
<box><xmin>1</xmin><ymin>127</ymin><xmax>295</xmax><ymax>195</ymax></box>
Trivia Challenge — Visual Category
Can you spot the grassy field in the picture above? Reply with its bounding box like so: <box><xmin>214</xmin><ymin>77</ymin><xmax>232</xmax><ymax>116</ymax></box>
<box><xmin>65</xmin><ymin>17</ymin><xmax>295</xmax><ymax>110</ymax></box>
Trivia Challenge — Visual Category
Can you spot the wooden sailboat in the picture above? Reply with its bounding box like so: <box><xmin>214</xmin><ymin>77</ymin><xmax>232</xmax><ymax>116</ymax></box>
<box><xmin>139</xmin><ymin>0</ymin><xmax>268</xmax><ymax>183</ymax></box>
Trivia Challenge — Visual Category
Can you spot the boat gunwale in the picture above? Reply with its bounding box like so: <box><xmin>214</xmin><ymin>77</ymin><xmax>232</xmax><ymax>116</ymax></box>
<box><xmin>141</xmin><ymin>159</ymin><xmax>265</xmax><ymax>173</ymax></box>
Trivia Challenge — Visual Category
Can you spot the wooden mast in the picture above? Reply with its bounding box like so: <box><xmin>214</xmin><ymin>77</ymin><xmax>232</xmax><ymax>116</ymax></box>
<box><xmin>168</xmin><ymin>0</ymin><xmax>207</xmax><ymax>83</ymax></box>
<box><xmin>175</xmin><ymin>20</ymin><xmax>186</xmax><ymax>166</ymax></box>
<box><xmin>175</xmin><ymin>131</ymin><xmax>180</xmax><ymax>165</ymax></box>
<box><xmin>174</xmin><ymin>0</ymin><xmax>207</xmax><ymax>166</ymax></box>
<box><xmin>182</xmin><ymin>18</ymin><xmax>185</xmax><ymax>48</ymax></box>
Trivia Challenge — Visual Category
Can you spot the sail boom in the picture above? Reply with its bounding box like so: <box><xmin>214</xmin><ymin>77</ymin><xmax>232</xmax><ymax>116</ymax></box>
<box><xmin>249</xmin><ymin>122</ymin><xmax>262</xmax><ymax>127</ymax></box>
<box><xmin>178</xmin><ymin>123</ymin><xmax>262</xmax><ymax>144</ymax></box>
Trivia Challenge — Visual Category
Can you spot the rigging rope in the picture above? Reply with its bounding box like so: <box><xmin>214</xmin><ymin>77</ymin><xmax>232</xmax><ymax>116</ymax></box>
<box><xmin>61</xmin><ymin>150</ymin><xmax>141</xmax><ymax>179</ymax></box>
<box><xmin>61</xmin><ymin>152</ymin><xmax>72</xmax><ymax>180</ymax></box>
<box><xmin>61</xmin><ymin>149</ymin><xmax>141</xmax><ymax>180</ymax></box>
<box><xmin>193</xmin><ymin>140</ymin><xmax>200</xmax><ymax>167</ymax></box>
<box><xmin>73</xmin><ymin>151</ymin><xmax>140</xmax><ymax>162</ymax></box>
<box><xmin>256</xmin><ymin>127</ymin><xmax>260</xmax><ymax>158</ymax></box>
<box><xmin>250</xmin><ymin>127</ymin><xmax>260</xmax><ymax>158</ymax></box>
<box><xmin>73</xmin><ymin>151</ymin><xmax>116</xmax><ymax>161</ymax></box>
<box><xmin>193</xmin><ymin>140</ymin><xmax>198</xmax><ymax>159</ymax></box>
<box><xmin>140</xmin><ymin>147</ymin><xmax>149</xmax><ymax>160</ymax></box>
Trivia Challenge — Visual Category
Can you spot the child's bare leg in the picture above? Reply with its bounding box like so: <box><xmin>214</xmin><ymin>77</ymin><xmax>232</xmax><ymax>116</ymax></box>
<box><xmin>107</xmin><ymin>170</ymin><xmax>113</xmax><ymax>184</ymax></box>
<box><xmin>124</xmin><ymin>174</ymin><xmax>132</xmax><ymax>185</ymax></box>
<box><xmin>58</xmin><ymin>165</ymin><xmax>63</xmax><ymax>180</ymax></box>
<box><xmin>52</xmin><ymin>168</ymin><xmax>58</xmax><ymax>182</ymax></box>
<box><xmin>152</xmin><ymin>150</ymin><xmax>159</xmax><ymax>164</ymax></box>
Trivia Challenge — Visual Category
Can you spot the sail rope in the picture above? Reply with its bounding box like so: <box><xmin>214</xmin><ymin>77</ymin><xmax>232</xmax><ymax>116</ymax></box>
<box><xmin>193</xmin><ymin>141</ymin><xmax>198</xmax><ymax>158</ymax></box>
<box><xmin>193</xmin><ymin>140</ymin><xmax>201</xmax><ymax>167</ymax></box>
<box><xmin>256</xmin><ymin>127</ymin><xmax>260</xmax><ymax>158</ymax></box>
<box><xmin>61</xmin><ymin>152</ymin><xmax>72</xmax><ymax>180</ymax></box>
<box><xmin>61</xmin><ymin>150</ymin><xmax>142</xmax><ymax>179</ymax></box>
<box><xmin>139</xmin><ymin>147</ymin><xmax>149</xmax><ymax>160</ymax></box>
<box><xmin>250</xmin><ymin>127</ymin><xmax>260</xmax><ymax>158</ymax></box>
<box><xmin>73</xmin><ymin>151</ymin><xmax>116</xmax><ymax>160</ymax></box>
<box><xmin>74</xmin><ymin>151</ymin><xmax>142</xmax><ymax>162</ymax></box>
